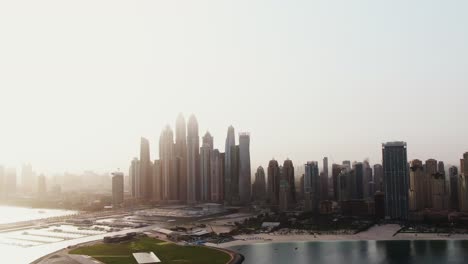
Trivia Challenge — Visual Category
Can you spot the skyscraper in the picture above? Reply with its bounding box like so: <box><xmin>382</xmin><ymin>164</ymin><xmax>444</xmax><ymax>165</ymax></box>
<box><xmin>224</xmin><ymin>126</ymin><xmax>235</xmax><ymax>204</ymax></box>
<box><xmin>112</xmin><ymin>172</ymin><xmax>124</xmax><ymax>206</ymax></box>
<box><xmin>353</xmin><ymin>162</ymin><xmax>364</xmax><ymax>199</ymax></box>
<box><xmin>253</xmin><ymin>166</ymin><xmax>266</xmax><ymax>202</ymax></box>
<box><xmin>304</xmin><ymin>161</ymin><xmax>320</xmax><ymax>212</ymax></box>
<box><xmin>279</xmin><ymin>165</ymin><xmax>289</xmax><ymax>212</ymax></box>
<box><xmin>409</xmin><ymin>159</ymin><xmax>425</xmax><ymax>211</ymax></box>
<box><xmin>152</xmin><ymin>160</ymin><xmax>162</xmax><ymax>201</ymax></box>
<box><xmin>331</xmin><ymin>164</ymin><xmax>342</xmax><ymax>201</ymax></box>
<box><xmin>200</xmin><ymin>132</ymin><xmax>213</xmax><ymax>201</ymax></box>
<box><xmin>159</xmin><ymin>126</ymin><xmax>176</xmax><ymax>201</ymax></box>
<box><xmin>425</xmin><ymin>159</ymin><xmax>438</xmax><ymax>208</ymax></box>
<box><xmin>5</xmin><ymin>168</ymin><xmax>17</xmax><ymax>197</ymax></box>
<box><xmin>239</xmin><ymin>133</ymin><xmax>251</xmax><ymax>204</ymax></box>
<box><xmin>363</xmin><ymin>160</ymin><xmax>372</xmax><ymax>199</ymax></box>
<box><xmin>210</xmin><ymin>149</ymin><xmax>224</xmax><ymax>202</ymax></box>
<box><xmin>267</xmin><ymin>159</ymin><xmax>280</xmax><ymax>207</ymax></box>
<box><xmin>187</xmin><ymin>115</ymin><xmax>200</xmax><ymax>204</ymax></box>
<box><xmin>229</xmin><ymin>145</ymin><xmax>240</xmax><ymax>204</ymax></box>
<box><xmin>321</xmin><ymin>157</ymin><xmax>329</xmax><ymax>201</ymax></box>
<box><xmin>460</xmin><ymin>153</ymin><xmax>468</xmax><ymax>212</ymax></box>
<box><xmin>373</xmin><ymin>164</ymin><xmax>383</xmax><ymax>192</ymax></box>
<box><xmin>449</xmin><ymin>166</ymin><xmax>459</xmax><ymax>211</ymax></box>
<box><xmin>175</xmin><ymin>113</ymin><xmax>188</xmax><ymax>202</ymax></box>
<box><xmin>382</xmin><ymin>141</ymin><xmax>409</xmax><ymax>219</ymax></box>
<box><xmin>129</xmin><ymin>158</ymin><xmax>140</xmax><ymax>198</ymax></box>
<box><xmin>139</xmin><ymin>137</ymin><xmax>152</xmax><ymax>200</ymax></box>
<box><xmin>283</xmin><ymin>159</ymin><xmax>296</xmax><ymax>204</ymax></box>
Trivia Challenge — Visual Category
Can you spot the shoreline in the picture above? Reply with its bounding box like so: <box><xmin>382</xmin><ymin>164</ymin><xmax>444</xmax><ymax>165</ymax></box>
<box><xmin>214</xmin><ymin>224</ymin><xmax>468</xmax><ymax>248</ymax></box>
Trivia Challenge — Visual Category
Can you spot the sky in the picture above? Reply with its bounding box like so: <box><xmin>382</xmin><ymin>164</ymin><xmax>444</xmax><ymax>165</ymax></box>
<box><xmin>0</xmin><ymin>0</ymin><xmax>467</xmax><ymax>175</ymax></box>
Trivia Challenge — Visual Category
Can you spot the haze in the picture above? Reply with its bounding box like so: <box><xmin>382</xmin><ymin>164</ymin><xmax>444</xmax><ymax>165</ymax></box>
<box><xmin>1</xmin><ymin>0</ymin><xmax>467</xmax><ymax>174</ymax></box>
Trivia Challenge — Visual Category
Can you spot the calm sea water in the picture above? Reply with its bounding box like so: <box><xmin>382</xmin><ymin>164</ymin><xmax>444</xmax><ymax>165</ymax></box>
<box><xmin>232</xmin><ymin>240</ymin><xmax>468</xmax><ymax>264</ymax></box>
<box><xmin>0</xmin><ymin>205</ymin><xmax>77</xmax><ymax>224</ymax></box>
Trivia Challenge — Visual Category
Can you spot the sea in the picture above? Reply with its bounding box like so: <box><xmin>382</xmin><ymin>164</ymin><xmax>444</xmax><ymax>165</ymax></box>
<box><xmin>0</xmin><ymin>205</ymin><xmax>157</xmax><ymax>263</ymax></box>
<box><xmin>231</xmin><ymin>240</ymin><xmax>468</xmax><ymax>264</ymax></box>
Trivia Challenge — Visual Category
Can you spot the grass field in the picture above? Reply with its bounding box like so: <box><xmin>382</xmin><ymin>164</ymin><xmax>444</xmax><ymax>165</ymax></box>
<box><xmin>69</xmin><ymin>237</ymin><xmax>231</xmax><ymax>264</ymax></box>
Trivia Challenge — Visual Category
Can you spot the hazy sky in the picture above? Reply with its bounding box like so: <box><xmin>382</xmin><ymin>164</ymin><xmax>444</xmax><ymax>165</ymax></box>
<box><xmin>1</xmin><ymin>1</ymin><xmax>467</xmax><ymax>175</ymax></box>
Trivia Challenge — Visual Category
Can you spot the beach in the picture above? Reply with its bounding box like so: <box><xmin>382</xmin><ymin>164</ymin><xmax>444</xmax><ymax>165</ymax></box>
<box><xmin>214</xmin><ymin>224</ymin><xmax>468</xmax><ymax>248</ymax></box>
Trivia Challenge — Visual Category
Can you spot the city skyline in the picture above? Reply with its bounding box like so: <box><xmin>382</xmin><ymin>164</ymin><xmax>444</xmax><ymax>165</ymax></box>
<box><xmin>1</xmin><ymin>1</ymin><xmax>468</xmax><ymax>174</ymax></box>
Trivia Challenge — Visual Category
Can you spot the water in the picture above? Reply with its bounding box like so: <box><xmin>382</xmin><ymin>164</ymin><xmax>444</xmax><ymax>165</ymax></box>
<box><xmin>0</xmin><ymin>206</ymin><xmax>160</xmax><ymax>263</ymax></box>
<box><xmin>231</xmin><ymin>240</ymin><xmax>468</xmax><ymax>264</ymax></box>
<box><xmin>0</xmin><ymin>205</ymin><xmax>77</xmax><ymax>224</ymax></box>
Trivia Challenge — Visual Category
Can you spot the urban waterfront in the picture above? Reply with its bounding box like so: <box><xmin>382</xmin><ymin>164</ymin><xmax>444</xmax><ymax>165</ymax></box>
<box><xmin>231</xmin><ymin>240</ymin><xmax>468</xmax><ymax>264</ymax></box>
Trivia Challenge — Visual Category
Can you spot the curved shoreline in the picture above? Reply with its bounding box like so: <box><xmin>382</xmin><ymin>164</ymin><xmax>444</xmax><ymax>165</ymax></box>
<box><xmin>216</xmin><ymin>224</ymin><xmax>468</xmax><ymax>248</ymax></box>
<box><xmin>32</xmin><ymin>237</ymin><xmax>245</xmax><ymax>264</ymax></box>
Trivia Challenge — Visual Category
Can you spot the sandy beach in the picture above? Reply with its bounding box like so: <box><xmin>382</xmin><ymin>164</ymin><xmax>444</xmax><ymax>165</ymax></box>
<box><xmin>213</xmin><ymin>224</ymin><xmax>468</xmax><ymax>248</ymax></box>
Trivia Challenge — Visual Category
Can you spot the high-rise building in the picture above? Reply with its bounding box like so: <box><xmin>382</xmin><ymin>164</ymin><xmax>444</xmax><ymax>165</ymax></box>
<box><xmin>438</xmin><ymin>161</ymin><xmax>446</xmax><ymax>176</ymax></box>
<box><xmin>224</xmin><ymin>126</ymin><xmax>235</xmax><ymax>204</ymax></box>
<box><xmin>373</xmin><ymin>164</ymin><xmax>383</xmax><ymax>192</ymax></box>
<box><xmin>338</xmin><ymin>168</ymin><xmax>351</xmax><ymax>202</ymax></box>
<box><xmin>342</xmin><ymin>160</ymin><xmax>351</xmax><ymax>169</ymax></box>
<box><xmin>409</xmin><ymin>159</ymin><xmax>425</xmax><ymax>211</ymax></box>
<box><xmin>267</xmin><ymin>159</ymin><xmax>280</xmax><ymax>207</ymax></box>
<box><xmin>239</xmin><ymin>133</ymin><xmax>251</xmax><ymax>204</ymax></box>
<box><xmin>382</xmin><ymin>141</ymin><xmax>409</xmax><ymax>219</ymax></box>
<box><xmin>283</xmin><ymin>159</ymin><xmax>296</xmax><ymax>204</ymax></box>
<box><xmin>129</xmin><ymin>158</ymin><xmax>140</xmax><ymax>198</ymax></box>
<box><xmin>175</xmin><ymin>114</ymin><xmax>188</xmax><ymax>202</ymax></box>
<box><xmin>353</xmin><ymin>162</ymin><xmax>364</xmax><ymax>199</ymax></box>
<box><xmin>159</xmin><ymin>126</ymin><xmax>176</xmax><ymax>201</ymax></box>
<box><xmin>321</xmin><ymin>157</ymin><xmax>329</xmax><ymax>201</ymax></box>
<box><xmin>432</xmin><ymin>166</ymin><xmax>448</xmax><ymax>211</ymax></box>
<box><xmin>210</xmin><ymin>149</ymin><xmax>224</xmax><ymax>202</ymax></box>
<box><xmin>425</xmin><ymin>159</ymin><xmax>438</xmax><ymax>208</ymax></box>
<box><xmin>112</xmin><ymin>172</ymin><xmax>124</xmax><ymax>206</ymax></box>
<box><xmin>152</xmin><ymin>160</ymin><xmax>162</xmax><ymax>201</ymax></box>
<box><xmin>229</xmin><ymin>145</ymin><xmax>240</xmax><ymax>204</ymax></box>
<box><xmin>37</xmin><ymin>174</ymin><xmax>46</xmax><ymax>197</ymax></box>
<box><xmin>21</xmin><ymin>164</ymin><xmax>34</xmax><ymax>193</ymax></box>
<box><xmin>304</xmin><ymin>161</ymin><xmax>320</xmax><ymax>212</ymax></box>
<box><xmin>449</xmin><ymin>166</ymin><xmax>459</xmax><ymax>211</ymax></box>
<box><xmin>363</xmin><ymin>160</ymin><xmax>372</xmax><ymax>199</ymax></box>
<box><xmin>332</xmin><ymin>164</ymin><xmax>342</xmax><ymax>201</ymax></box>
<box><xmin>139</xmin><ymin>137</ymin><xmax>152</xmax><ymax>200</ymax></box>
<box><xmin>200</xmin><ymin>132</ymin><xmax>213</xmax><ymax>201</ymax></box>
<box><xmin>253</xmin><ymin>166</ymin><xmax>266</xmax><ymax>202</ymax></box>
<box><xmin>279</xmin><ymin>165</ymin><xmax>289</xmax><ymax>212</ymax></box>
<box><xmin>187</xmin><ymin>115</ymin><xmax>200</xmax><ymax>204</ymax></box>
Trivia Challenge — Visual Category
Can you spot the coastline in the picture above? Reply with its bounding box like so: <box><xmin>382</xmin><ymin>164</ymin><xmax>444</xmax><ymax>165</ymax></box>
<box><xmin>214</xmin><ymin>224</ymin><xmax>468</xmax><ymax>248</ymax></box>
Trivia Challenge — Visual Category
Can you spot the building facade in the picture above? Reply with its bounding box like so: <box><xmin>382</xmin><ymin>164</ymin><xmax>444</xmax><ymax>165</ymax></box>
<box><xmin>382</xmin><ymin>141</ymin><xmax>409</xmax><ymax>219</ymax></box>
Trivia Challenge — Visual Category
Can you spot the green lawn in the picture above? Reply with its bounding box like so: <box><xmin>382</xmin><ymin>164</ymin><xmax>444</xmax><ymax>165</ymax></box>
<box><xmin>69</xmin><ymin>237</ymin><xmax>231</xmax><ymax>264</ymax></box>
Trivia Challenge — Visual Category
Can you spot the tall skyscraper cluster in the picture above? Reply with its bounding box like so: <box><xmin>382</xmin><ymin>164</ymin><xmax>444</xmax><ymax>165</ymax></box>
<box><xmin>129</xmin><ymin>114</ymin><xmax>252</xmax><ymax>205</ymax></box>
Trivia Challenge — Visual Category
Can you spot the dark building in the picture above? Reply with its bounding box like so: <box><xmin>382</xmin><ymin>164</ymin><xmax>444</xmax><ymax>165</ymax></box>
<box><xmin>374</xmin><ymin>191</ymin><xmax>385</xmax><ymax>219</ymax></box>
<box><xmin>449</xmin><ymin>166</ymin><xmax>459</xmax><ymax>211</ymax></box>
<box><xmin>139</xmin><ymin>137</ymin><xmax>152</xmax><ymax>200</ymax></box>
<box><xmin>229</xmin><ymin>145</ymin><xmax>240</xmax><ymax>204</ymax></box>
<box><xmin>112</xmin><ymin>172</ymin><xmax>124</xmax><ymax>206</ymax></box>
<box><xmin>283</xmin><ymin>159</ymin><xmax>296</xmax><ymax>204</ymax></box>
<box><xmin>354</xmin><ymin>162</ymin><xmax>364</xmax><ymax>199</ymax></box>
<box><xmin>267</xmin><ymin>159</ymin><xmax>280</xmax><ymax>207</ymax></box>
<box><xmin>373</xmin><ymin>164</ymin><xmax>384</xmax><ymax>192</ymax></box>
<box><xmin>332</xmin><ymin>164</ymin><xmax>341</xmax><ymax>201</ymax></box>
<box><xmin>253</xmin><ymin>166</ymin><xmax>267</xmax><ymax>202</ymax></box>
<box><xmin>382</xmin><ymin>141</ymin><xmax>409</xmax><ymax>220</ymax></box>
